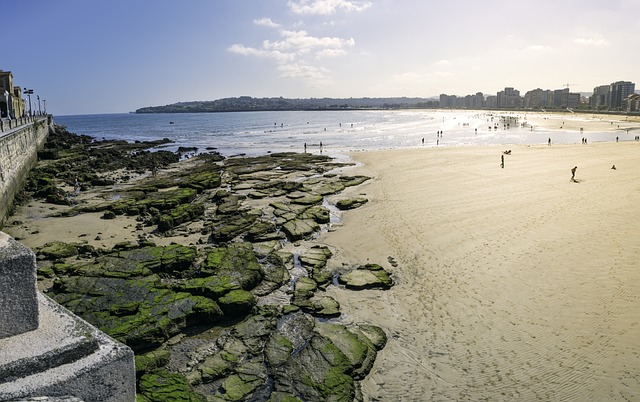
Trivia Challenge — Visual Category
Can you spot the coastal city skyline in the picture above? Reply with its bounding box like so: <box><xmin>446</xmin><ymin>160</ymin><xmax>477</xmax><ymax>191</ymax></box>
<box><xmin>4</xmin><ymin>0</ymin><xmax>640</xmax><ymax>115</ymax></box>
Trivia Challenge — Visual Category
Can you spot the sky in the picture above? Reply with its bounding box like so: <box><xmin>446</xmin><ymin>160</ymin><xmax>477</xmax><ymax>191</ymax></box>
<box><xmin>4</xmin><ymin>0</ymin><xmax>639</xmax><ymax>115</ymax></box>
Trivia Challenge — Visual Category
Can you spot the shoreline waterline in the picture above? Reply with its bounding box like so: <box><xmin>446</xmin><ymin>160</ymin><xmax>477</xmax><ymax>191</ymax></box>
<box><xmin>55</xmin><ymin>110</ymin><xmax>640</xmax><ymax>160</ymax></box>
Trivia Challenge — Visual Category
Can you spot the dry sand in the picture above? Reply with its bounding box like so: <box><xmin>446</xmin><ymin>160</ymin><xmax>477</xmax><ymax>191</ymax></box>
<box><xmin>321</xmin><ymin>139</ymin><xmax>640</xmax><ymax>400</ymax></box>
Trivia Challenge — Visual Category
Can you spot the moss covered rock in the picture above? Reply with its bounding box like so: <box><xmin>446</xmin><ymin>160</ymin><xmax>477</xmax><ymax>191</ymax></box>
<box><xmin>335</xmin><ymin>197</ymin><xmax>368</xmax><ymax>210</ymax></box>
<box><xmin>338</xmin><ymin>263</ymin><xmax>393</xmax><ymax>290</ymax></box>
<box><xmin>37</xmin><ymin>241</ymin><xmax>79</xmax><ymax>260</ymax></box>
<box><xmin>281</xmin><ymin>218</ymin><xmax>319</xmax><ymax>241</ymax></box>
<box><xmin>137</xmin><ymin>369</ymin><xmax>206</xmax><ymax>402</ymax></box>
<box><xmin>135</xmin><ymin>348</ymin><xmax>171</xmax><ymax>376</ymax></box>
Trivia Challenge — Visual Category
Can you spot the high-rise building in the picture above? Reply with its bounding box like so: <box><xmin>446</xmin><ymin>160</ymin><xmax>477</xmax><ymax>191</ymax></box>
<box><xmin>609</xmin><ymin>81</ymin><xmax>635</xmax><ymax>110</ymax></box>
<box><xmin>590</xmin><ymin>85</ymin><xmax>609</xmax><ymax>109</ymax></box>
<box><xmin>497</xmin><ymin>87</ymin><xmax>521</xmax><ymax>108</ymax></box>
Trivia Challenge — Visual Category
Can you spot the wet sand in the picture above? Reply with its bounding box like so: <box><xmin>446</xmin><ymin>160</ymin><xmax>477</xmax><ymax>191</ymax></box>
<box><xmin>321</xmin><ymin>138</ymin><xmax>640</xmax><ymax>400</ymax></box>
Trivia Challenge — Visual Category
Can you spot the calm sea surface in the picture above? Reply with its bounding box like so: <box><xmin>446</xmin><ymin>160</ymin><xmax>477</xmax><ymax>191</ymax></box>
<box><xmin>56</xmin><ymin>110</ymin><xmax>619</xmax><ymax>158</ymax></box>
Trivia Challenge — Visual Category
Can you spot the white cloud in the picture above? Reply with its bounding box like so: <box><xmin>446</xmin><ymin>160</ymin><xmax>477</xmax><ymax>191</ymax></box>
<box><xmin>227</xmin><ymin>44</ymin><xmax>295</xmax><ymax>62</ymax></box>
<box><xmin>272</xmin><ymin>29</ymin><xmax>355</xmax><ymax>51</ymax></box>
<box><xmin>435</xmin><ymin>59</ymin><xmax>450</xmax><ymax>66</ymax></box>
<box><xmin>229</xmin><ymin>1</ymin><xmax>368</xmax><ymax>89</ymax></box>
<box><xmin>254</xmin><ymin>18</ymin><xmax>281</xmax><ymax>29</ymax></box>
<box><xmin>526</xmin><ymin>45</ymin><xmax>552</xmax><ymax>52</ymax></box>
<box><xmin>277</xmin><ymin>63</ymin><xmax>334</xmax><ymax>87</ymax></box>
<box><xmin>287</xmin><ymin>0</ymin><xmax>372</xmax><ymax>15</ymax></box>
<box><xmin>316</xmin><ymin>48</ymin><xmax>346</xmax><ymax>58</ymax></box>
<box><xmin>574</xmin><ymin>33</ymin><xmax>609</xmax><ymax>46</ymax></box>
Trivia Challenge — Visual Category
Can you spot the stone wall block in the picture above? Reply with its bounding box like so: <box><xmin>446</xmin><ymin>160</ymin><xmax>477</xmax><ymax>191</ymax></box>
<box><xmin>0</xmin><ymin>231</ymin><xmax>38</xmax><ymax>338</ymax></box>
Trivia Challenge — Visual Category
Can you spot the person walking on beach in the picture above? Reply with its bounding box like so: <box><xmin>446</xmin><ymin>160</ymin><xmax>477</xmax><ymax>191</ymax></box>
<box><xmin>571</xmin><ymin>166</ymin><xmax>577</xmax><ymax>181</ymax></box>
<box><xmin>501</xmin><ymin>154</ymin><xmax>504</xmax><ymax>169</ymax></box>
<box><xmin>548</xmin><ymin>138</ymin><xmax>551</xmax><ymax>146</ymax></box>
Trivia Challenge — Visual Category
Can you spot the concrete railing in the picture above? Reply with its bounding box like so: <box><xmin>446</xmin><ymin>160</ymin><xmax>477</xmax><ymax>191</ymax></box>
<box><xmin>0</xmin><ymin>116</ymin><xmax>43</xmax><ymax>134</ymax></box>
<box><xmin>0</xmin><ymin>232</ymin><xmax>136</xmax><ymax>401</ymax></box>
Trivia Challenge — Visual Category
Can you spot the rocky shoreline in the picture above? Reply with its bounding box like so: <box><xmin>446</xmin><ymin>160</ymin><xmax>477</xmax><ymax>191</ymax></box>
<box><xmin>5</xmin><ymin>125</ymin><xmax>394</xmax><ymax>401</ymax></box>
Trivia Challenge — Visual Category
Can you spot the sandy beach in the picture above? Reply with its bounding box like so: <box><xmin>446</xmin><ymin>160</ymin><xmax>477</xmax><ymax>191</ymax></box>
<box><xmin>321</xmin><ymin>140</ymin><xmax>640</xmax><ymax>401</ymax></box>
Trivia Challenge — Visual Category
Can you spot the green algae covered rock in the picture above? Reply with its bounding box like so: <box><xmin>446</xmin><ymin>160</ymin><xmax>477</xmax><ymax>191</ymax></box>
<box><xmin>281</xmin><ymin>218</ymin><xmax>319</xmax><ymax>241</ymax></box>
<box><xmin>288</xmin><ymin>192</ymin><xmax>324</xmax><ymax>206</ymax></box>
<box><xmin>137</xmin><ymin>369</ymin><xmax>206</xmax><ymax>402</ymax></box>
<box><xmin>180</xmin><ymin>170</ymin><xmax>222</xmax><ymax>193</ymax></box>
<box><xmin>245</xmin><ymin>220</ymin><xmax>285</xmax><ymax>242</ymax></box>
<box><xmin>218</xmin><ymin>289</ymin><xmax>256</xmax><ymax>315</ymax></box>
<box><xmin>308</xmin><ymin>295</ymin><xmax>341</xmax><ymax>317</ymax></box>
<box><xmin>274</xmin><ymin>334</ymin><xmax>355</xmax><ymax>401</ymax></box>
<box><xmin>335</xmin><ymin>197</ymin><xmax>368</xmax><ymax>210</ymax></box>
<box><xmin>340</xmin><ymin>175</ymin><xmax>370</xmax><ymax>188</ymax></box>
<box><xmin>158</xmin><ymin>203</ymin><xmax>205</xmax><ymax>232</ymax></box>
<box><xmin>299</xmin><ymin>245</ymin><xmax>333</xmax><ymax>285</ymax></box>
<box><xmin>357</xmin><ymin>324</ymin><xmax>388</xmax><ymax>351</ymax></box>
<box><xmin>37</xmin><ymin>241</ymin><xmax>79</xmax><ymax>260</ymax></box>
<box><xmin>51</xmin><ymin>274</ymin><xmax>223</xmax><ymax>351</ymax></box>
<box><xmin>338</xmin><ymin>263</ymin><xmax>393</xmax><ymax>290</ymax></box>
<box><xmin>314</xmin><ymin>322</ymin><xmax>377</xmax><ymax>380</ymax></box>
<box><xmin>209</xmin><ymin>212</ymin><xmax>258</xmax><ymax>242</ymax></box>
<box><xmin>267</xmin><ymin>392</ymin><xmax>304</xmax><ymax>402</ymax></box>
<box><xmin>202</xmin><ymin>242</ymin><xmax>264</xmax><ymax>286</ymax></box>
<box><xmin>64</xmin><ymin>244</ymin><xmax>197</xmax><ymax>278</ymax></box>
<box><xmin>265</xmin><ymin>333</ymin><xmax>293</xmax><ymax>368</ymax></box>
<box><xmin>218</xmin><ymin>372</ymin><xmax>265</xmax><ymax>401</ymax></box>
<box><xmin>135</xmin><ymin>348</ymin><xmax>171</xmax><ymax>376</ymax></box>
<box><xmin>291</xmin><ymin>276</ymin><xmax>317</xmax><ymax>308</ymax></box>
<box><xmin>142</xmin><ymin>187</ymin><xmax>198</xmax><ymax>211</ymax></box>
<box><xmin>298</xmin><ymin>205</ymin><xmax>330</xmax><ymax>224</ymax></box>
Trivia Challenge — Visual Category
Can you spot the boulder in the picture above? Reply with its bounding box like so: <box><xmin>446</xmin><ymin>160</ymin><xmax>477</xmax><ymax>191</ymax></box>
<box><xmin>299</xmin><ymin>245</ymin><xmax>334</xmax><ymax>285</ymax></box>
<box><xmin>335</xmin><ymin>197</ymin><xmax>368</xmax><ymax>210</ymax></box>
<box><xmin>338</xmin><ymin>263</ymin><xmax>393</xmax><ymax>290</ymax></box>
<box><xmin>281</xmin><ymin>218</ymin><xmax>319</xmax><ymax>241</ymax></box>
<box><xmin>135</xmin><ymin>348</ymin><xmax>171</xmax><ymax>376</ymax></box>
<box><xmin>36</xmin><ymin>241</ymin><xmax>79</xmax><ymax>260</ymax></box>
<box><xmin>137</xmin><ymin>369</ymin><xmax>206</xmax><ymax>402</ymax></box>
<box><xmin>218</xmin><ymin>289</ymin><xmax>256</xmax><ymax>315</ymax></box>
<box><xmin>298</xmin><ymin>205</ymin><xmax>330</xmax><ymax>224</ymax></box>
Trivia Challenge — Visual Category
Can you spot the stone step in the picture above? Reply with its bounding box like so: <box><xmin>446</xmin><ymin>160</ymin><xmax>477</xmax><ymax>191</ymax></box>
<box><xmin>0</xmin><ymin>293</ymin><xmax>135</xmax><ymax>401</ymax></box>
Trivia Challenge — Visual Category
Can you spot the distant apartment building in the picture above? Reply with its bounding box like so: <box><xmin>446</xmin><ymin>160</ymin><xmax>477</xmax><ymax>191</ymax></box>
<box><xmin>523</xmin><ymin>88</ymin><xmax>551</xmax><ymax>109</ymax></box>
<box><xmin>590</xmin><ymin>85</ymin><xmax>610</xmax><ymax>109</ymax></box>
<box><xmin>589</xmin><ymin>81</ymin><xmax>635</xmax><ymax>111</ymax></box>
<box><xmin>437</xmin><ymin>80</ymin><xmax>635</xmax><ymax>112</ymax></box>
<box><xmin>625</xmin><ymin>93</ymin><xmax>640</xmax><ymax>112</ymax></box>
<box><xmin>439</xmin><ymin>94</ymin><xmax>456</xmax><ymax>108</ymax></box>
<box><xmin>523</xmin><ymin>87</ymin><xmax>580</xmax><ymax>110</ymax></box>
<box><xmin>497</xmin><ymin>87</ymin><xmax>521</xmax><ymax>108</ymax></box>
<box><xmin>466</xmin><ymin>92</ymin><xmax>484</xmax><ymax>109</ymax></box>
<box><xmin>439</xmin><ymin>92</ymin><xmax>485</xmax><ymax>109</ymax></box>
<box><xmin>609</xmin><ymin>81</ymin><xmax>635</xmax><ymax>110</ymax></box>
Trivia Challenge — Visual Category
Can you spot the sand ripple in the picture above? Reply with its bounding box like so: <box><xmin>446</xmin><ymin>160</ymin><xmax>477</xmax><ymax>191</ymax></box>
<box><xmin>324</xmin><ymin>142</ymin><xmax>640</xmax><ymax>401</ymax></box>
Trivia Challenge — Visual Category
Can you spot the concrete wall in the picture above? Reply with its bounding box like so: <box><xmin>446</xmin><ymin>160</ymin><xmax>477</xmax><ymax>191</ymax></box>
<box><xmin>0</xmin><ymin>116</ymin><xmax>50</xmax><ymax>225</ymax></box>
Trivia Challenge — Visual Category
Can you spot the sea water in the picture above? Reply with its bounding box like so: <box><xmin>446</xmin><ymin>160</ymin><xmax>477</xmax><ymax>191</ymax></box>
<box><xmin>56</xmin><ymin>110</ymin><xmax>621</xmax><ymax>158</ymax></box>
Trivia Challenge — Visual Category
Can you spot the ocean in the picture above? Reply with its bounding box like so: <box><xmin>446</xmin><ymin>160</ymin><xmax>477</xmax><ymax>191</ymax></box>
<box><xmin>55</xmin><ymin>110</ymin><xmax>619</xmax><ymax>158</ymax></box>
